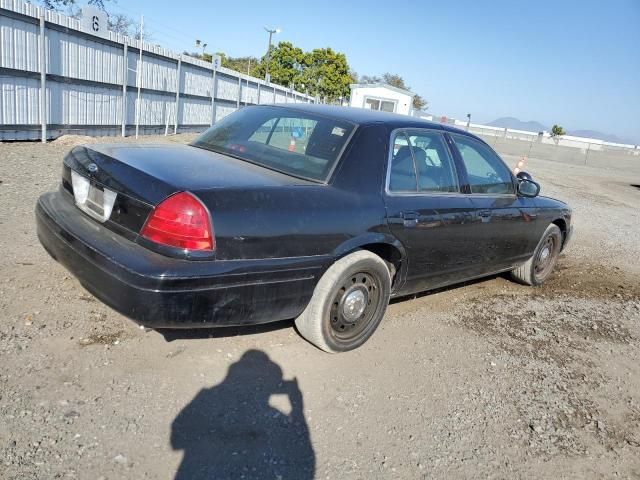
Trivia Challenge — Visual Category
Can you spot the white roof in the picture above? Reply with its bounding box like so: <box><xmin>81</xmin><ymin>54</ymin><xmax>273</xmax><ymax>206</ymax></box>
<box><xmin>349</xmin><ymin>83</ymin><xmax>414</xmax><ymax>97</ymax></box>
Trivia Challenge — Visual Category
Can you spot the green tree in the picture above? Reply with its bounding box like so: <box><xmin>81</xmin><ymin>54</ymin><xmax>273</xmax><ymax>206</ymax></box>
<box><xmin>217</xmin><ymin>53</ymin><xmax>260</xmax><ymax>75</ymax></box>
<box><xmin>359</xmin><ymin>74</ymin><xmax>381</xmax><ymax>84</ymax></box>
<box><xmin>381</xmin><ymin>72</ymin><xmax>406</xmax><ymax>89</ymax></box>
<box><xmin>551</xmin><ymin>124</ymin><xmax>566</xmax><ymax>137</ymax></box>
<box><xmin>299</xmin><ymin>48</ymin><xmax>352</xmax><ymax>101</ymax></box>
<box><xmin>253</xmin><ymin>41</ymin><xmax>305</xmax><ymax>88</ymax></box>
<box><xmin>184</xmin><ymin>52</ymin><xmax>213</xmax><ymax>62</ymax></box>
<box><xmin>251</xmin><ymin>42</ymin><xmax>351</xmax><ymax>101</ymax></box>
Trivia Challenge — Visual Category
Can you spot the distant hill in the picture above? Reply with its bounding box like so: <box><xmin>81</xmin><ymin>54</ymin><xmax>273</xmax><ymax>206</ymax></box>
<box><xmin>487</xmin><ymin>117</ymin><xmax>637</xmax><ymax>145</ymax></box>
<box><xmin>565</xmin><ymin>130</ymin><xmax>635</xmax><ymax>145</ymax></box>
<box><xmin>487</xmin><ymin>117</ymin><xmax>548</xmax><ymax>132</ymax></box>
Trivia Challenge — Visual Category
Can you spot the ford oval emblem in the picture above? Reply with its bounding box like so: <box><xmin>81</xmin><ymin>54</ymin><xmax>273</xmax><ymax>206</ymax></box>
<box><xmin>87</xmin><ymin>163</ymin><xmax>98</xmax><ymax>174</ymax></box>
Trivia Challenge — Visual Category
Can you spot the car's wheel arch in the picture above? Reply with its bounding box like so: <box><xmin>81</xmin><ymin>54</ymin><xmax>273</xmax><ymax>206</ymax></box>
<box><xmin>551</xmin><ymin>217</ymin><xmax>568</xmax><ymax>249</ymax></box>
<box><xmin>332</xmin><ymin>233</ymin><xmax>407</xmax><ymax>292</ymax></box>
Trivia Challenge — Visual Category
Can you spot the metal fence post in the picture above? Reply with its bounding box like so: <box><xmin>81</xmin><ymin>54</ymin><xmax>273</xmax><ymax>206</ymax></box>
<box><xmin>135</xmin><ymin>17</ymin><xmax>144</xmax><ymax>138</ymax></box>
<box><xmin>211</xmin><ymin>66</ymin><xmax>218</xmax><ymax>125</ymax></box>
<box><xmin>585</xmin><ymin>143</ymin><xmax>591</xmax><ymax>166</ymax></box>
<box><xmin>39</xmin><ymin>14</ymin><xmax>46</xmax><ymax>143</ymax></box>
<box><xmin>121</xmin><ymin>42</ymin><xmax>128</xmax><ymax>137</ymax></box>
<box><xmin>237</xmin><ymin>76</ymin><xmax>241</xmax><ymax>109</ymax></box>
<box><xmin>174</xmin><ymin>56</ymin><xmax>181</xmax><ymax>134</ymax></box>
<box><xmin>257</xmin><ymin>83</ymin><xmax>261</xmax><ymax>105</ymax></box>
<box><xmin>210</xmin><ymin>67</ymin><xmax>217</xmax><ymax>125</ymax></box>
<box><xmin>273</xmin><ymin>86</ymin><xmax>276</xmax><ymax>103</ymax></box>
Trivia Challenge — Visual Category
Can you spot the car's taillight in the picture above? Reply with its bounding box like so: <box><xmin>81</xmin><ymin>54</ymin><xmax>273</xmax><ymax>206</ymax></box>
<box><xmin>141</xmin><ymin>192</ymin><xmax>214</xmax><ymax>251</ymax></box>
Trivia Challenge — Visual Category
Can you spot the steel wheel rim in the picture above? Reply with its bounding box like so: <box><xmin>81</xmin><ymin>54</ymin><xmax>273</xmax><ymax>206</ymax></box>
<box><xmin>534</xmin><ymin>234</ymin><xmax>557</xmax><ymax>280</ymax></box>
<box><xmin>329</xmin><ymin>272</ymin><xmax>380</xmax><ymax>340</ymax></box>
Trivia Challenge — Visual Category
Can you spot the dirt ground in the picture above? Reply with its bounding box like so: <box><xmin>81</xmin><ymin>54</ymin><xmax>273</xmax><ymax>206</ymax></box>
<box><xmin>1</xmin><ymin>134</ymin><xmax>639</xmax><ymax>479</ymax></box>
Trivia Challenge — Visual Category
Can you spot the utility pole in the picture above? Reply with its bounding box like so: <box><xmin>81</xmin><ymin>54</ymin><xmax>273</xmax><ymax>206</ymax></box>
<box><xmin>263</xmin><ymin>27</ymin><xmax>280</xmax><ymax>83</ymax></box>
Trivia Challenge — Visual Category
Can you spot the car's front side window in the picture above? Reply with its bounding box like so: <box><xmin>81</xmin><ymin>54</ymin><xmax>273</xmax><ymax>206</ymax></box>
<box><xmin>451</xmin><ymin>134</ymin><xmax>514</xmax><ymax>194</ymax></box>
<box><xmin>388</xmin><ymin>130</ymin><xmax>458</xmax><ymax>194</ymax></box>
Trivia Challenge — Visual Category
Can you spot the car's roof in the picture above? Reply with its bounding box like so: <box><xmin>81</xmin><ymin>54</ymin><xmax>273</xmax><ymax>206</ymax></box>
<box><xmin>264</xmin><ymin>103</ymin><xmax>473</xmax><ymax>136</ymax></box>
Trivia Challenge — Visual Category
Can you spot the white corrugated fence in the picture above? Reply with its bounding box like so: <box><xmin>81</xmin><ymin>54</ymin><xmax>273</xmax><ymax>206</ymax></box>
<box><xmin>0</xmin><ymin>0</ymin><xmax>314</xmax><ymax>141</ymax></box>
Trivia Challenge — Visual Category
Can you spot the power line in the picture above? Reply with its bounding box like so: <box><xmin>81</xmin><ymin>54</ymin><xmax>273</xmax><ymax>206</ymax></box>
<box><xmin>106</xmin><ymin>3</ymin><xmax>208</xmax><ymax>52</ymax></box>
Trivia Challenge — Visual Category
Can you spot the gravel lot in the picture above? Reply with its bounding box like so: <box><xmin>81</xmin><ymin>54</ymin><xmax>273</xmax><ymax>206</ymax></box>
<box><xmin>1</xmin><ymin>134</ymin><xmax>639</xmax><ymax>479</ymax></box>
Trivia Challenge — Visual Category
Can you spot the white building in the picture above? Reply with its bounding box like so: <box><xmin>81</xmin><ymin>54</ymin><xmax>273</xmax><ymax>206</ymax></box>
<box><xmin>349</xmin><ymin>83</ymin><xmax>414</xmax><ymax>116</ymax></box>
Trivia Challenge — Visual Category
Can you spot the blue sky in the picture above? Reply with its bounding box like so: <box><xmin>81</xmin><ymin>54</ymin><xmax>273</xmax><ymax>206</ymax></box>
<box><xmin>108</xmin><ymin>0</ymin><xmax>640</xmax><ymax>143</ymax></box>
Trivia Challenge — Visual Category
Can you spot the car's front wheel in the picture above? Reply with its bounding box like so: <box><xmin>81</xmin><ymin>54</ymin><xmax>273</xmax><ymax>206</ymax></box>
<box><xmin>510</xmin><ymin>223</ymin><xmax>563</xmax><ymax>286</ymax></box>
<box><xmin>295</xmin><ymin>250</ymin><xmax>391</xmax><ymax>353</ymax></box>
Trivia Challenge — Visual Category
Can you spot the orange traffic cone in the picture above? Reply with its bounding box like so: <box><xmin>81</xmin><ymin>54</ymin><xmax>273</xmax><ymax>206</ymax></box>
<box><xmin>288</xmin><ymin>137</ymin><xmax>296</xmax><ymax>152</ymax></box>
<box><xmin>513</xmin><ymin>157</ymin><xmax>526</xmax><ymax>174</ymax></box>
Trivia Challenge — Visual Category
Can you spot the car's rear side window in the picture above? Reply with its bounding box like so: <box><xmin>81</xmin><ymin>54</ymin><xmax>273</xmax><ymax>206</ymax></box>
<box><xmin>192</xmin><ymin>106</ymin><xmax>355</xmax><ymax>182</ymax></box>
<box><xmin>388</xmin><ymin>130</ymin><xmax>458</xmax><ymax>193</ymax></box>
<box><xmin>389</xmin><ymin>133</ymin><xmax>417</xmax><ymax>192</ymax></box>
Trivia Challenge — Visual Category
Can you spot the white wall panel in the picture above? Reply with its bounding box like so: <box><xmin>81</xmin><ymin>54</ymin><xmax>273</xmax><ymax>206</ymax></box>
<box><xmin>0</xmin><ymin>75</ymin><xmax>40</xmax><ymax>123</ymax></box>
<box><xmin>0</xmin><ymin>0</ymin><xmax>313</xmax><ymax>140</ymax></box>
<box><xmin>0</xmin><ymin>15</ymin><xmax>39</xmax><ymax>71</ymax></box>
<box><xmin>47</xmin><ymin>29</ymin><xmax>124</xmax><ymax>84</ymax></box>
<box><xmin>182</xmin><ymin>65</ymin><xmax>212</xmax><ymax>97</ymax></box>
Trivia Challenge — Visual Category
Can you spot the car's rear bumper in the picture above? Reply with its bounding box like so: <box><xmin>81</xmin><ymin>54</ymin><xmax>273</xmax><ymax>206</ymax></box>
<box><xmin>36</xmin><ymin>190</ymin><xmax>327</xmax><ymax>328</ymax></box>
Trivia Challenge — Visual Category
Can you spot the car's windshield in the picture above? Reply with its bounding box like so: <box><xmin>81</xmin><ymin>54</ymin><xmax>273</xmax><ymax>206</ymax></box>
<box><xmin>191</xmin><ymin>106</ymin><xmax>356</xmax><ymax>182</ymax></box>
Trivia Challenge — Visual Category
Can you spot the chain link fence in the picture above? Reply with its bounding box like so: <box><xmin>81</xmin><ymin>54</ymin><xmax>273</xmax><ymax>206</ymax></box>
<box><xmin>418</xmin><ymin>114</ymin><xmax>640</xmax><ymax>172</ymax></box>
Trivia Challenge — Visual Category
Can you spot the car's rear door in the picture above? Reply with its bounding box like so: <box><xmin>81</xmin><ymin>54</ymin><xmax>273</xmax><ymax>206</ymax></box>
<box><xmin>384</xmin><ymin>129</ymin><xmax>485</xmax><ymax>294</ymax></box>
<box><xmin>447</xmin><ymin>133</ymin><xmax>539</xmax><ymax>270</ymax></box>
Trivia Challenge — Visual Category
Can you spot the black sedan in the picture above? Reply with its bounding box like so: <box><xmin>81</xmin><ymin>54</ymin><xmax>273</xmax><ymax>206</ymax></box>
<box><xmin>36</xmin><ymin>104</ymin><xmax>572</xmax><ymax>352</ymax></box>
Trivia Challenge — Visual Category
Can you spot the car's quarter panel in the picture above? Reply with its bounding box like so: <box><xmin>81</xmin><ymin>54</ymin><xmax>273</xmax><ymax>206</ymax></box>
<box><xmin>197</xmin><ymin>125</ymin><xmax>391</xmax><ymax>261</ymax></box>
<box><xmin>195</xmin><ymin>185</ymin><xmax>388</xmax><ymax>260</ymax></box>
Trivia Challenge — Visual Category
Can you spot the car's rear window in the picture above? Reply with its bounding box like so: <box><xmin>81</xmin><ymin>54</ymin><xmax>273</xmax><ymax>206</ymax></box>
<box><xmin>192</xmin><ymin>106</ymin><xmax>356</xmax><ymax>182</ymax></box>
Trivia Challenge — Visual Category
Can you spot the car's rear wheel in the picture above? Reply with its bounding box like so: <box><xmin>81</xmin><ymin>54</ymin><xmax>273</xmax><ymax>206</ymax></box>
<box><xmin>510</xmin><ymin>223</ymin><xmax>562</xmax><ymax>286</ymax></box>
<box><xmin>295</xmin><ymin>250</ymin><xmax>391</xmax><ymax>353</ymax></box>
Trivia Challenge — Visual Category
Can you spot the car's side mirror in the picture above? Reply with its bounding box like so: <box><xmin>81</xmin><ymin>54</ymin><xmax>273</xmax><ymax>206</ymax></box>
<box><xmin>517</xmin><ymin>178</ymin><xmax>540</xmax><ymax>197</ymax></box>
<box><xmin>516</xmin><ymin>171</ymin><xmax>534</xmax><ymax>182</ymax></box>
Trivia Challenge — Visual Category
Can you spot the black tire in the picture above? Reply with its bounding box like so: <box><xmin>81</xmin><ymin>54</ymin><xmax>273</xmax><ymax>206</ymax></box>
<box><xmin>295</xmin><ymin>250</ymin><xmax>391</xmax><ymax>353</ymax></box>
<box><xmin>510</xmin><ymin>223</ymin><xmax>562</xmax><ymax>286</ymax></box>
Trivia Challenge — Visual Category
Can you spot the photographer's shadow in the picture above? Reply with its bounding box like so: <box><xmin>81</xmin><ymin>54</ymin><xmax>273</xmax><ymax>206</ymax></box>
<box><xmin>171</xmin><ymin>350</ymin><xmax>315</xmax><ymax>480</ymax></box>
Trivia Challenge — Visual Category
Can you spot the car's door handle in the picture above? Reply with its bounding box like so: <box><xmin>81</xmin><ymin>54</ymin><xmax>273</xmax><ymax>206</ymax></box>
<box><xmin>400</xmin><ymin>211</ymin><xmax>420</xmax><ymax>227</ymax></box>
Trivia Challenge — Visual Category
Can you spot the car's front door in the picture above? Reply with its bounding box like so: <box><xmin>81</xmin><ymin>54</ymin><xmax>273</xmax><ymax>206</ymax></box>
<box><xmin>448</xmin><ymin>133</ymin><xmax>540</xmax><ymax>271</ymax></box>
<box><xmin>384</xmin><ymin>129</ymin><xmax>485</xmax><ymax>294</ymax></box>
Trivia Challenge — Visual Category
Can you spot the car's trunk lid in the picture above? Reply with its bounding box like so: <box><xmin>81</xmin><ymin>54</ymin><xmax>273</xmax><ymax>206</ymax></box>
<box><xmin>64</xmin><ymin>143</ymin><xmax>308</xmax><ymax>205</ymax></box>
<box><xmin>62</xmin><ymin>143</ymin><xmax>313</xmax><ymax>239</ymax></box>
